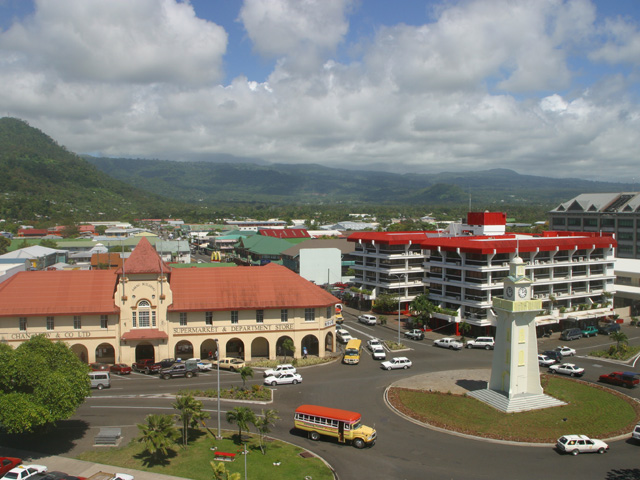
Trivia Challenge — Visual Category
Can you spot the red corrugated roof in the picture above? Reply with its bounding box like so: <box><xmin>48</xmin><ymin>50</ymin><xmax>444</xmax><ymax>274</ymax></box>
<box><xmin>0</xmin><ymin>270</ymin><xmax>119</xmax><ymax>317</ymax></box>
<box><xmin>295</xmin><ymin>404</ymin><xmax>361</xmax><ymax>422</ymax></box>
<box><xmin>169</xmin><ymin>263</ymin><xmax>339</xmax><ymax>312</ymax></box>
<box><xmin>118</xmin><ymin>237</ymin><xmax>171</xmax><ymax>275</ymax></box>
<box><xmin>121</xmin><ymin>329</ymin><xmax>168</xmax><ymax>340</ymax></box>
<box><xmin>260</xmin><ymin>229</ymin><xmax>310</xmax><ymax>239</ymax></box>
<box><xmin>348</xmin><ymin>231</ymin><xmax>434</xmax><ymax>245</ymax></box>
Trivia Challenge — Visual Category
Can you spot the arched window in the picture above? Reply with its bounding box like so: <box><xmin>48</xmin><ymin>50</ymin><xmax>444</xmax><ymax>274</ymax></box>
<box><xmin>136</xmin><ymin>300</ymin><xmax>155</xmax><ymax>328</ymax></box>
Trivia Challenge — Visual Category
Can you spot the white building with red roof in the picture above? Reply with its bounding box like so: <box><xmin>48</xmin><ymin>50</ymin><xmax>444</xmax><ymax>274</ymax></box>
<box><xmin>0</xmin><ymin>237</ymin><xmax>339</xmax><ymax>364</ymax></box>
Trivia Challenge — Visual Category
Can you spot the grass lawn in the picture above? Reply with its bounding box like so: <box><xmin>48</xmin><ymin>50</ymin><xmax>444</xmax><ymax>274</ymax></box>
<box><xmin>76</xmin><ymin>429</ymin><xmax>333</xmax><ymax>480</ymax></box>
<box><xmin>388</xmin><ymin>375</ymin><xmax>640</xmax><ymax>443</ymax></box>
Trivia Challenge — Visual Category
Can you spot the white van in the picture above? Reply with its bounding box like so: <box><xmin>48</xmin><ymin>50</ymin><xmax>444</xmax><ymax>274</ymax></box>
<box><xmin>89</xmin><ymin>371</ymin><xmax>111</xmax><ymax>390</ymax></box>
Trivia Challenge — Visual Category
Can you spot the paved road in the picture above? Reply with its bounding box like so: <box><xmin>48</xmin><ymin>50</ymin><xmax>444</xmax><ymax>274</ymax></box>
<box><xmin>5</xmin><ymin>310</ymin><xmax>640</xmax><ymax>479</ymax></box>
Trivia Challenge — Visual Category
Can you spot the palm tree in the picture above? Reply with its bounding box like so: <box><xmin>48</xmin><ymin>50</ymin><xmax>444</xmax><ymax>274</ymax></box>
<box><xmin>458</xmin><ymin>321</ymin><xmax>471</xmax><ymax>344</ymax></box>
<box><xmin>172</xmin><ymin>394</ymin><xmax>210</xmax><ymax>447</ymax></box>
<box><xmin>211</xmin><ymin>461</ymin><xmax>240</xmax><ymax>480</ymax></box>
<box><xmin>226</xmin><ymin>406</ymin><xmax>256</xmax><ymax>442</ymax></box>
<box><xmin>238</xmin><ymin>365</ymin><xmax>254</xmax><ymax>389</ymax></box>
<box><xmin>137</xmin><ymin>414</ymin><xmax>180</xmax><ymax>460</ymax></box>
<box><xmin>253</xmin><ymin>409</ymin><xmax>280</xmax><ymax>455</ymax></box>
<box><xmin>610</xmin><ymin>331</ymin><xmax>628</xmax><ymax>353</ymax></box>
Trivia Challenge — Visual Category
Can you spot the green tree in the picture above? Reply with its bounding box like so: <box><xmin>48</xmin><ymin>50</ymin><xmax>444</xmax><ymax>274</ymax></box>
<box><xmin>253</xmin><ymin>409</ymin><xmax>280</xmax><ymax>455</ymax></box>
<box><xmin>0</xmin><ymin>334</ymin><xmax>90</xmax><ymax>433</ymax></box>
<box><xmin>137</xmin><ymin>414</ymin><xmax>180</xmax><ymax>461</ymax></box>
<box><xmin>172</xmin><ymin>394</ymin><xmax>210</xmax><ymax>447</ymax></box>
<box><xmin>238</xmin><ymin>366</ymin><xmax>254</xmax><ymax>390</ymax></box>
<box><xmin>410</xmin><ymin>293</ymin><xmax>437</xmax><ymax>327</ymax></box>
<box><xmin>610</xmin><ymin>331</ymin><xmax>628</xmax><ymax>352</ymax></box>
<box><xmin>211</xmin><ymin>461</ymin><xmax>241</xmax><ymax>480</ymax></box>
<box><xmin>458</xmin><ymin>321</ymin><xmax>472</xmax><ymax>343</ymax></box>
<box><xmin>226</xmin><ymin>406</ymin><xmax>256</xmax><ymax>442</ymax></box>
<box><xmin>39</xmin><ymin>238</ymin><xmax>59</xmax><ymax>249</ymax></box>
<box><xmin>374</xmin><ymin>294</ymin><xmax>399</xmax><ymax>313</ymax></box>
<box><xmin>0</xmin><ymin>236</ymin><xmax>10</xmax><ymax>254</ymax></box>
<box><xmin>281</xmin><ymin>338</ymin><xmax>295</xmax><ymax>362</ymax></box>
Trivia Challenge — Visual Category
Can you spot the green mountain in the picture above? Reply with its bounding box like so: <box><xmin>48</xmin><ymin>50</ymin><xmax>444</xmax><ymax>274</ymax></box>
<box><xmin>0</xmin><ymin>117</ymin><xmax>183</xmax><ymax>221</ymax></box>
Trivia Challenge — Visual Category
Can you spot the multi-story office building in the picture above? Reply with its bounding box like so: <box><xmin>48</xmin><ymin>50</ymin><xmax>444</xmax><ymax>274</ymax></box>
<box><xmin>349</xmin><ymin>213</ymin><xmax>617</xmax><ymax>333</ymax></box>
<box><xmin>549</xmin><ymin>192</ymin><xmax>640</xmax><ymax>258</ymax></box>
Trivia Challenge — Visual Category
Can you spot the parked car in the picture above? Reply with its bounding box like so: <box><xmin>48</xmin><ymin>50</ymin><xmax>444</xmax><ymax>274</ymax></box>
<box><xmin>542</xmin><ymin>350</ymin><xmax>563</xmax><ymax>363</ymax></box>
<box><xmin>89</xmin><ymin>363</ymin><xmax>109</xmax><ymax>372</ymax></box>
<box><xmin>555</xmin><ymin>346</ymin><xmax>576</xmax><ymax>357</ymax></box>
<box><xmin>598</xmin><ymin>323</ymin><xmax>621</xmax><ymax>335</ymax></box>
<box><xmin>556</xmin><ymin>435</ymin><xmax>608</xmax><ymax>455</ymax></box>
<box><xmin>465</xmin><ymin>337</ymin><xmax>495</xmax><ymax>350</ymax></box>
<box><xmin>131</xmin><ymin>359</ymin><xmax>162</xmax><ymax>374</ymax></box>
<box><xmin>159</xmin><ymin>358</ymin><xmax>178</xmax><ymax>368</ymax></box>
<box><xmin>582</xmin><ymin>326</ymin><xmax>598</xmax><ymax>337</ymax></box>
<box><xmin>433</xmin><ymin>338</ymin><xmax>463</xmax><ymax>350</ymax></box>
<box><xmin>358</xmin><ymin>314</ymin><xmax>377</xmax><ymax>325</ymax></box>
<box><xmin>560</xmin><ymin>327</ymin><xmax>582</xmax><ymax>341</ymax></box>
<box><xmin>337</xmin><ymin>330</ymin><xmax>353</xmax><ymax>343</ymax></box>
<box><xmin>264</xmin><ymin>372</ymin><xmax>303</xmax><ymax>386</ymax></box>
<box><xmin>31</xmin><ymin>472</ymin><xmax>73</xmax><ymax>480</ymax></box>
<box><xmin>2</xmin><ymin>465</ymin><xmax>48</xmax><ymax>480</ymax></box>
<box><xmin>381</xmin><ymin>357</ymin><xmax>412</xmax><ymax>370</ymax></box>
<box><xmin>632</xmin><ymin>423</ymin><xmax>640</xmax><ymax>442</ymax></box>
<box><xmin>549</xmin><ymin>363</ymin><xmax>585</xmax><ymax>377</ymax></box>
<box><xmin>212</xmin><ymin>358</ymin><xmax>245</xmax><ymax>371</ymax></box>
<box><xmin>263</xmin><ymin>364</ymin><xmax>296</xmax><ymax>377</ymax></box>
<box><xmin>109</xmin><ymin>364</ymin><xmax>131</xmax><ymax>375</ymax></box>
<box><xmin>538</xmin><ymin>354</ymin><xmax>556</xmax><ymax>367</ymax></box>
<box><xmin>0</xmin><ymin>458</ymin><xmax>22</xmax><ymax>478</ymax></box>
<box><xmin>404</xmin><ymin>329</ymin><xmax>425</xmax><ymax>341</ymax></box>
<box><xmin>598</xmin><ymin>371</ymin><xmax>640</xmax><ymax>388</ymax></box>
<box><xmin>160</xmin><ymin>362</ymin><xmax>197</xmax><ymax>379</ymax></box>
<box><xmin>194</xmin><ymin>359</ymin><xmax>213</xmax><ymax>371</ymax></box>
<box><xmin>369</xmin><ymin>345</ymin><xmax>386</xmax><ymax>360</ymax></box>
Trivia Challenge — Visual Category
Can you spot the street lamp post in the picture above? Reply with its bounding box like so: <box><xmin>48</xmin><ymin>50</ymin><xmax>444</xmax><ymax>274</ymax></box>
<box><xmin>214</xmin><ymin>338</ymin><xmax>221</xmax><ymax>439</ymax></box>
<box><xmin>391</xmin><ymin>274</ymin><xmax>404</xmax><ymax>345</ymax></box>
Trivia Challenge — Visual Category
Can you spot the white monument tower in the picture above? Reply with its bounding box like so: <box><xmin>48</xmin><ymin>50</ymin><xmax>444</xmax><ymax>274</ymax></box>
<box><xmin>469</xmin><ymin>255</ymin><xmax>565</xmax><ymax>412</ymax></box>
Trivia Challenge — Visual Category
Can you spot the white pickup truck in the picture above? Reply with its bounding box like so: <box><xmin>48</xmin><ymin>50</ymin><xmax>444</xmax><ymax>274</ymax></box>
<box><xmin>87</xmin><ymin>472</ymin><xmax>135</xmax><ymax>480</ymax></box>
<box><xmin>433</xmin><ymin>337</ymin><xmax>463</xmax><ymax>350</ymax></box>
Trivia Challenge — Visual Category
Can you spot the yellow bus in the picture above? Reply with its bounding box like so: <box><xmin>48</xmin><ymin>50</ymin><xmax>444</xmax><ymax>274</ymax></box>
<box><xmin>342</xmin><ymin>338</ymin><xmax>362</xmax><ymax>365</ymax></box>
<box><xmin>294</xmin><ymin>404</ymin><xmax>376</xmax><ymax>448</ymax></box>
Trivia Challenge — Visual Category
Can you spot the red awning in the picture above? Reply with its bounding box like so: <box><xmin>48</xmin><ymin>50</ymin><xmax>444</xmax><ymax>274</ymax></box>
<box><xmin>121</xmin><ymin>329</ymin><xmax>168</xmax><ymax>340</ymax></box>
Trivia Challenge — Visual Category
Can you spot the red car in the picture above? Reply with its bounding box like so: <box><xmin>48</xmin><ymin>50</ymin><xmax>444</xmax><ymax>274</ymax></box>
<box><xmin>599</xmin><ymin>371</ymin><xmax>639</xmax><ymax>388</ymax></box>
<box><xmin>109</xmin><ymin>363</ymin><xmax>131</xmax><ymax>375</ymax></box>
<box><xmin>89</xmin><ymin>363</ymin><xmax>109</xmax><ymax>371</ymax></box>
<box><xmin>109</xmin><ymin>363</ymin><xmax>132</xmax><ymax>375</ymax></box>
<box><xmin>0</xmin><ymin>457</ymin><xmax>22</xmax><ymax>477</ymax></box>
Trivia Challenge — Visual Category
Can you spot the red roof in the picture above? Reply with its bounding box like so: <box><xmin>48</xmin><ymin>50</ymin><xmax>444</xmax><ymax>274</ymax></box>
<box><xmin>169</xmin><ymin>263</ymin><xmax>339</xmax><ymax>312</ymax></box>
<box><xmin>0</xmin><ymin>270</ymin><xmax>119</xmax><ymax>317</ymax></box>
<box><xmin>467</xmin><ymin>212</ymin><xmax>506</xmax><ymax>226</ymax></box>
<box><xmin>295</xmin><ymin>404</ymin><xmax>361</xmax><ymax>422</ymax></box>
<box><xmin>348</xmin><ymin>231</ymin><xmax>433</xmax><ymax>245</ymax></box>
<box><xmin>260</xmin><ymin>229</ymin><xmax>310</xmax><ymax>239</ymax></box>
<box><xmin>17</xmin><ymin>228</ymin><xmax>49</xmax><ymax>237</ymax></box>
<box><xmin>121</xmin><ymin>329</ymin><xmax>168</xmax><ymax>340</ymax></box>
<box><xmin>119</xmin><ymin>237</ymin><xmax>171</xmax><ymax>275</ymax></box>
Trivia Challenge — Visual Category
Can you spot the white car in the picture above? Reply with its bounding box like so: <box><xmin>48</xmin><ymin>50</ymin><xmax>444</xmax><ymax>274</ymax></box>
<box><xmin>194</xmin><ymin>358</ymin><xmax>213</xmax><ymax>371</ymax></box>
<box><xmin>381</xmin><ymin>357</ymin><xmax>412</xmax><ymax>370</ymax></box>
<box><xmin>556</xmin><ymin>435</ymin><xmax>609</xmax><ymax>455</ymax></box>
<box><xmin>263</xmin><ymin>363</ymin><xmax>297</xmax><ymax>377</ymax></box>
<box><xmin>433</xmin><ymin>338</ymin><xmax>463</xmax><ymax>350</ymax></box>
<box><xmin>370</xmin><ymin>345</ymin><xmax>386</xmax><ymax>360</ymax></box>
<box><xmin>366</xmin><ymin>339</ymin><xmax>383</xmax><ymax>350</ymax></box>
<box><xmin>2</xmin><ymin>465</ymin><xmax>48</xmax><ymax>480</ymax></box>
<box><xmin>337</xmin><ymin>330</ymin><xmax>353</xmax><ymax>343</ymax></box>
<box><xmin>549</xmin><ymin>363</ymin><xmax>585</xmax><ymax>377</ymax></box>
<box><xmin>632</xmin><ymin>423</ymin><xmax>640</xmax><ymax>442</ymax></box>
<box><xmin>358</xmin><ymin>314</ymin><xmax>377</xmax><ymax>325</ymax></box>
<box><xmin>538</xmin><ymin>354</ymin><xmax>556</xmax><ymax>367</ymax></box>
<box><xmin>465</xmin><ymin>337</ymin><xmax>495</xmax><ymax>350</ymax></box>
<box><xmin>555</xmin><ymin>346</ymin><xmax>576</xmax><ymax>357</ymax></box>
<box><xmin>264</xmin><ymin>372</ymin><xmax>302</xmax><ymax>386</ymax></box>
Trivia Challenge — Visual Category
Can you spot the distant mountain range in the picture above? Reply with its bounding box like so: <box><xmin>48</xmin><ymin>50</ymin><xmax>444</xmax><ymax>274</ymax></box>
<box><xmin>0</xmin><ymin>116</ymin><xmax>637</xmax><ymax>224</ymax></box>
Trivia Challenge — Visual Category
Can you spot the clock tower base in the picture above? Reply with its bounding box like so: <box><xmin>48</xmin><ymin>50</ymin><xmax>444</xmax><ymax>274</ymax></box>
<box><xmin>468</xmin><ymin>387</ymin><xmax>565</xmax><ymax>413</ymax></box>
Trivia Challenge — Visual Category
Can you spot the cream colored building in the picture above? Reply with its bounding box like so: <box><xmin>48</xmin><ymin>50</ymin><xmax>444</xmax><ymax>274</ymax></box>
<box><xmin>0</xmin><ymin>238</ymin><xmax>339</xmax><ymax>364</ymax></box>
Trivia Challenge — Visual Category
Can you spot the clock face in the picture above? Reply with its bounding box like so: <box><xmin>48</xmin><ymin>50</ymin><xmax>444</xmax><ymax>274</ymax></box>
<box><xmin>506</xmin><ymin>286</ymin><xmax>513</xmax><ymax>298</ymax></box>
<box><xmin>518</xmin><ymin>287</ymin><xmax>528</xmax><ymax>299</ymax></box>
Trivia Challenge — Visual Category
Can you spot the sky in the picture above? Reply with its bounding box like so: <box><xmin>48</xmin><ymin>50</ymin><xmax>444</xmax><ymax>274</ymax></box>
<box><xmin>1</xmin><ymin>0</ymin><xmax>639</xmax><ymax>182</ymax></box>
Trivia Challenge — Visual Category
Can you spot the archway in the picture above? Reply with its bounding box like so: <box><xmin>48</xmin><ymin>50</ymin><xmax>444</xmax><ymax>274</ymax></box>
<box><xmin>301</xmin><ymin>334</ymin><xmax>319</xmax><ymax>356</ymax></box>
<box><xmin>175</xmin><ymin>340</ymin><xmax>194</xmax><ymax>360</ymax></box>
<box><xmin>251</xmin><ymin>337</ymin><xmax>269</xmax><ymax>359</ymax></box>
<box><xmin>95</xmin><ymin>343</ymin><xmax>115</xmax><ymax>364</ymax></box>
<box><xmin>324</xmin><ymin>332</ymin><xmax>334</xmax><ymax>354</ymax></box>
<box><xmin>276</xmin><ymin>336</ymin><xmax>294</xmax><ymax>359</ymax></box>
<box><xmin>135</xmin><ymin>343</ymin><xmax>155</xmax><ymax>361</ymax></box>
<box><xmin>71</xmin><ymin>344</ymin><xmax>89</xmax><ymax>363</ymax></box>
<box><xmin>200</xmin><ymin>339</ymin><xmax>218</xmax><ymax>360</ymax></box>
<box><xmin>225</xmin><ymin>338</ymin><xmax>245</xmax><ymax>359</ymax></box>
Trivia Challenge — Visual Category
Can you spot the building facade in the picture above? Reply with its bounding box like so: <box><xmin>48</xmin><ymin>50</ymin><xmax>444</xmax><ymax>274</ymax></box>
<box><xmin>348</xmin><ymin>213</ymin><xmax>617</xmax><ymax>332</ymax></box>
<box><xmin>549</xmin><ymin>192</ymin><xmax>640</xmax><ymax>258</ymax></box>
<box><xmin>0</xmin><ymin>238</ymin><xmax>339</xmax><ymax>364</ymax></box>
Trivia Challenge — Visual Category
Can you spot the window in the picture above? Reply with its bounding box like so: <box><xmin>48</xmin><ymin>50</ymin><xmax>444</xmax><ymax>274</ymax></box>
<box><xmin>281</xmin><ymin>309</ymin><xmax>288</xmax><ymax>323</ymax></box>
<box><xmin>46</xmin><ymin>316</ymin><xmax>54</xmax><ymax>330</ymax></box>
<box><xmin>326</xmin><ymin>307</ymin><xmax>332</xmax><ymax>318</ymax></box>
<box><xmin>619</xmin><ymin>219</ymin><xmax>634</xmax><ymax>228</ymax></box>
<box><xmin>568</xmin><ymin>218</ymin><xmax>581</xmax><ymax>226</ymax></box>
<box><xmin>305</xmin><ymin>308</ymin><xmax>315</xmax><ymax>322</ymax></box>
<box><xmin>231</xmin><ymin>311</ymin><xmax>238</xmax><ymax>324</ymax></box>
<box><xmin>73</xmin><ymin>316</ymin><xmax>81</xmax><ymax>330</ymax></box>
<box><xmin>206</xmin><ymin>311</ymin><xmax>213</xmax><ymax>326</ymax></box>
<box><xmin>256</xmin><ymin>309</ymin><xmax>264</xmax><ymax>323</ymax></box>
<box><xmin>152</xmin><ymin>310</ymin><xmax>156</xmax><ymax>327</ymax></box>
<box><xmin>100</xmin><ymin>315</ymin><xmax>108</xmax><ymax>329</ymax></box>
<box><xmin>19</xmin><ymin>317</ymin><xmax>26</xmax><ymax>331</ymax></box>
<box><xmin>132</xmin><ymin>311</ymin><xmax>137</xmax><ymax>328</ymax></box>
<box><xmin>138</xmin><ymin>300</ymin><xmax>150</xmax><ymax>327</ymax></box>
<box><xmin>180</xmin><ymin>312</ymin><xmax>188</xmax><ymax>326</ymax></box>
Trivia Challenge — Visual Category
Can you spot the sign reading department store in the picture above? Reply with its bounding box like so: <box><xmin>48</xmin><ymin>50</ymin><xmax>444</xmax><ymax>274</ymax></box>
<box><xmin>174</xmin><ymin>324</ymin><xmax>295</xmax><ymax>335</ymax></box>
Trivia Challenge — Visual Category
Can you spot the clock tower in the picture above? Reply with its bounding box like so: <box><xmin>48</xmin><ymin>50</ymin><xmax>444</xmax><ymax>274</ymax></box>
<box><xmin>468</xmin><ymin>255</ymin><xmax>566</xmax><ymax>412</ymax></box>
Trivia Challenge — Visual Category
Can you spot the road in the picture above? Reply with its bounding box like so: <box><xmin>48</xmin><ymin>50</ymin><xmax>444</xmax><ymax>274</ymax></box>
<box><xmin>52</xmin><ymin>313</ymin><xmax>640</xmax><ymax>479</ymax></box>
